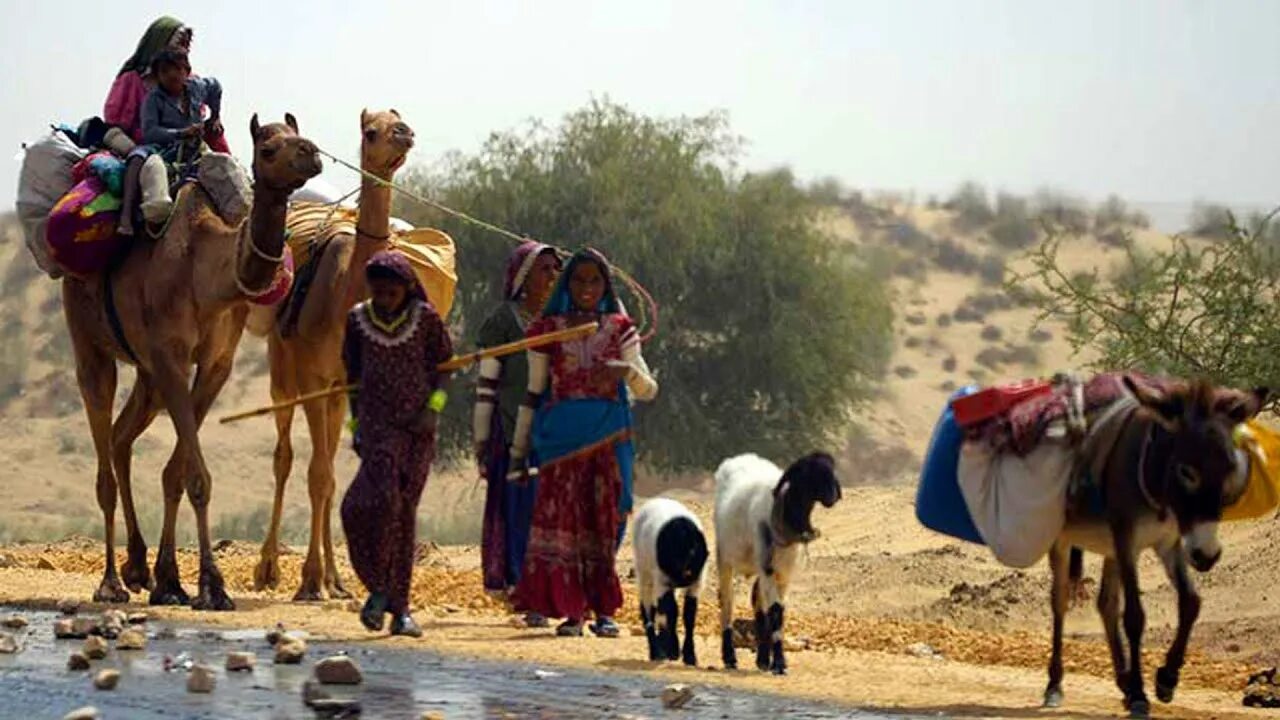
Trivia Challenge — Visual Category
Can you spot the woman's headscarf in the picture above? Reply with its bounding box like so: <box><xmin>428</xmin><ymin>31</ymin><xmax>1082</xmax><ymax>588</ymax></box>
<box><xmin>504</xmin><ymin>240</ymin><xmax>559</xmax><ymax>300</ymax></box>
<box><xmin>541</xmin><ymin>248</ymin><xmax>621</xmax><ymax>316</ymax></box>
<box><xmin>366</xmin><ymin>250</ymin><xmax>427</xmax><ymax>303</ymax></box>
<box><xmin>118</xmin><ymin>16</ymin><xmax>185</xmax><ymax>77</ymax></box>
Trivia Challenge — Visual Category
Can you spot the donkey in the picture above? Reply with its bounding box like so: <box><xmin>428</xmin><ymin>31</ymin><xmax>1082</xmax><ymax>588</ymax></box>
<box><xmin>1044</xmin><ymin>376</ymin><xmax>1265</xmax><ymax>718</ymax></box>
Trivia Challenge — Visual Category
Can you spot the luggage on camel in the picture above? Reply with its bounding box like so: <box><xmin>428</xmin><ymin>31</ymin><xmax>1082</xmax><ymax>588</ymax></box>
<box><xmin>16</xmin><ymin>130</ymin><xmax>86</xmax><ymax>279</ymax></box>
<box><xmin>45</xmin><ymin>155</ymin><xmax>126</xmax><ymax>278</ymax></box>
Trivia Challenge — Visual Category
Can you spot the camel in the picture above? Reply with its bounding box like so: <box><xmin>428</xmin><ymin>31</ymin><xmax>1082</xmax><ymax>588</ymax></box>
<box><xmin>252</xmin><ymin>109</ymin><xmax>415</xmax><ymax>600</ymax></box>
<box><xmin>63</xmin><ymin>114</ymin><xmax>322</xmax><ymax>609</ymax></box>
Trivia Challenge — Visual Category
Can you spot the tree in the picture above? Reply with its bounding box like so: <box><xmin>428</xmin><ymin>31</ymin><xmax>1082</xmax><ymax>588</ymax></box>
<box><xmin>395</xmin><ymin>99</ymin><xmax>893</xmax><ymax>469</ymax></box>
<box><xmin>1010</xmin><ymin>210</ymin><xmax>1280</xmax><ymax>405</ymax></box>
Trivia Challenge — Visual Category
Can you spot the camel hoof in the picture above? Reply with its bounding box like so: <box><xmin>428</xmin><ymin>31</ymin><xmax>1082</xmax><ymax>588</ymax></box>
<box><xmin>150</xmin><ymin>588</ymin><xmax>191</xmax><ymax>607</ymax></box>
<box><xmin>121</xmin><ymin>559</ymin><xmax>153</xmax><ymax>593</ymax></box>
<box><xmin>93</xmin><ymin>579</ymin><xmax>131</xmax><ymax>605</ymax></box>
<box><xmin>1043</xmin><ymin>688</ymin><xmax>1064</xmax><ymax>708</ymax></box>
<box><xmin>293</xmin><ymin>587</ymin><xmax>325</xmax><ymax>603</ymax></box>
<box><xmin>326</xmin><ymin>584</ymin><xmax>353</xmax><ymax>600</ymax></box>
<box><xmin>191</xmin><ymin>589</ymin><xmax>235</xmax><ymax>612</ymax></box>
<box><xmin>1127</xmin><ymin>698</ymin><xmax>1150</xmax><ymax>719</ymax></box>
<box><xmin>253</xmin><ymin>558</ymin><xmax>280</xmax><ymax>592</ymax></box>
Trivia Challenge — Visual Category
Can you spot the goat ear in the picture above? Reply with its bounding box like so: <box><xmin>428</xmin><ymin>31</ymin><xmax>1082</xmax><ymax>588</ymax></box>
<box><xmin>1124</xmin><ymin>375</ymin><xmax>1183</xmax><ymax>430</ymax></box>
<box><xmin>773</xmin><ymin>478</ymin><xmax>789</xmax><ymax>500</ymax></box>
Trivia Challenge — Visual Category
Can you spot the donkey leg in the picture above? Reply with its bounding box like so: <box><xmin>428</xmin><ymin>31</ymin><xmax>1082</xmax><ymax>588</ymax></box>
<box><xmin>1155</xmin><ymin>542</ymin><xmax>1200</xmax><ymax>704</ymax></box>
<box><xmin>1114</xmin><ymin>532</ymin><xmax>1149</xmax><ymax>718</ymax></box>
<box><xmin>1097</xmin><ymin>558</ymin><xmax>1128</xmax><ymax>692</ymax></box>
<box><xmin>1044</xmin><ymin>542</ymin><xmax>1070</xmax><ymax>708</ymax></box>
<box><xmin>717</xmin><ymin>558</ymin><xmax>737</xmax><ymax>670</ymax></box>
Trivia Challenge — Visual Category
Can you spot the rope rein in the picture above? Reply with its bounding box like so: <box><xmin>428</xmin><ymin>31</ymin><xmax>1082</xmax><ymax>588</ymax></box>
<box><xmin>311</xmin><ymin>145</ymin><xmax>659</xmax><ymax>343</ymax></box>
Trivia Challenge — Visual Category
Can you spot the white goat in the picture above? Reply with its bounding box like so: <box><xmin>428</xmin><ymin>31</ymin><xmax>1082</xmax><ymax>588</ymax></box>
<box><xmin>632</xmin><ymin>497</ymin><xmax>708</xmax><ymax>665</ymax></box>
<box><xmin>714</xmin><ymin>452</ymin><xmax>841</xmax><ymax>675</ymax></box>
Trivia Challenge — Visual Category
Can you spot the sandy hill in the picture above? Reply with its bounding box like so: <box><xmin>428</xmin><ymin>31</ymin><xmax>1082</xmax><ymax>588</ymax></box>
<box><xmin>0</xmin><ymin>196</ymin><xmax>1189</xmax><ymax>544</ymax></box>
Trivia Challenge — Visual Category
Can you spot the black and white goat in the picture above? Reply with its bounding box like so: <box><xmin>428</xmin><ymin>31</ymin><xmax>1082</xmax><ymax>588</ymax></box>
<box><xmin>714</xmin><ymin>452</ymin><xmax>842</xmax><ymax>675</ymax></box>
<box><xmin>632</xmin><ymin>497</ymin><xmax>709</xmax><ymax>666</ymax></box>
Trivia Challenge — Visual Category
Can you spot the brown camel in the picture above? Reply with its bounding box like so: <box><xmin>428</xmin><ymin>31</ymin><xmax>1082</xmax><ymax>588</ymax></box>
<box><xmin>62</xmin><ymin>114</ymin><xmax>322</xmax><ymax>609</ymax></box>
<box><xmin>252</xmin><ymin>109</ymin><xmax>415</xmax><ymax>600</ymax></box>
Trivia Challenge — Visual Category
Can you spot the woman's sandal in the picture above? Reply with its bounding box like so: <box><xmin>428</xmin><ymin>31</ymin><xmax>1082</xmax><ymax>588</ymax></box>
<box><xmin>589</xmin><ymin>617</ymin><xmax>620</xmax><ymax>638</ymax></box>
<box><xmin>555</xmin><ymin>620</ymin><xmax>584</xmax><ymax>637</ymax></box>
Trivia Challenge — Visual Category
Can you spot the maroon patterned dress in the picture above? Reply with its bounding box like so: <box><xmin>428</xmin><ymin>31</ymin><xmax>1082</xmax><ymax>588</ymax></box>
<box><xmin>340</xmin><ymin>298</ymin><xmax>452</xmax><ymax>614</ymax></box>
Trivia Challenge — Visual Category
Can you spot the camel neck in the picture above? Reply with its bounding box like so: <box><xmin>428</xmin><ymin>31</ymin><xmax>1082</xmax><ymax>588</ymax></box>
<box><xmin>355</xmin><ymin>176</ymin><xmax>393</xmax><ymax>241</ymax></box>
<box><xmin>236</xmin><ymin>190</ymin><xmax>288</xmax><ymax>297</ymax></box>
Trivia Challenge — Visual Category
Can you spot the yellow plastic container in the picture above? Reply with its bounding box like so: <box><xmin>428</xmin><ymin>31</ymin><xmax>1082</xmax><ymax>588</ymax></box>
<box><xmin>1224</xmin><ymin>420</ymin><xmax>1280</xmax><ymax>522</ymax></box>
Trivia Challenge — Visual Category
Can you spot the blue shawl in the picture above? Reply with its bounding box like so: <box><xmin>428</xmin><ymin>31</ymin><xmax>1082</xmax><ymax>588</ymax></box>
<box><xmin>531</xmin><ymin>387</ymin><xmax>635</xmax><ymax>514</ymax></box>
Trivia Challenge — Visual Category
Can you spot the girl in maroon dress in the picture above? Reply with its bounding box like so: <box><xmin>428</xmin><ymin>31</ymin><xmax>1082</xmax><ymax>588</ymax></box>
<box><xmin>341</xmin><ymin>251</ymin><xmax>453</xmax><ymax>637</ymax></box>
<box><xmin>510</xmin><ymin>248</ymin><xmax>658</xmax><ymax>637</ymax></box>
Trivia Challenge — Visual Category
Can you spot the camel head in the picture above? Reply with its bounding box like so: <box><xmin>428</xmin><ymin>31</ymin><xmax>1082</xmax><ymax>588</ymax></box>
<box><xmin>249</xmin><ymin>113</ymin><xmax>323</xmax><ymax>194</ymax></box>
<box><xmin>360</xmin><ymin>108</ymin><xmax>415</xmax><ymax>178</ymax></box>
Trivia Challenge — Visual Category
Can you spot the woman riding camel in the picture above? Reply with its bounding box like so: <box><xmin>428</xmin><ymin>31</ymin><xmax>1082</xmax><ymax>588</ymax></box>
<box><xmin>473</xmin><ymin>241</ymin><xmax>562</xmax><ymax>622</ymax></box>
<box><xmin>509</xmin><ymin>248</ymin><xmax>658</xmax><ymax>638</ymax></box>
<box><xmin>104</xmin><ymin>16</ymin><xmax>229</xmax><ymax>153</ymax></box>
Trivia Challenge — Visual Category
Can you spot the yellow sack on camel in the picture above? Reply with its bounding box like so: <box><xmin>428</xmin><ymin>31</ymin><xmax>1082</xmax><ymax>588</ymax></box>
<box><xmin>283</xmin><ymin>201</ymin><xmax>457</xmax><ymax>318</ymax></box>
<box><xmin>1223</xmin><ymin>420</ymin><xmax>1280</xmax><ymax>522</ymax></box>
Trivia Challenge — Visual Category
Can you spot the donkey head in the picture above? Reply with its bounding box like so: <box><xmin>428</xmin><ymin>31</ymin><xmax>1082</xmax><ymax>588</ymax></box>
<box><xmin>1125</xmin><ymin>376</ymin><xmax>1267</xmax><ymax>571</ymax></box>
<box><xmin>774</xmin><ymin>451</ymin><xmax>842</xmax><ymax>543</ymax></box>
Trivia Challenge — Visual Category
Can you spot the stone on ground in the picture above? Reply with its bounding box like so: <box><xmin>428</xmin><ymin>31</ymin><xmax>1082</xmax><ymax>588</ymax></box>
<box><xmin>225</xmin><ymin>651</ymin><xmax>256</xmax><ymax>672</ymax></box>
<box><xmin>115</xmin><ymin>628</ymin><xmax>146</xmax><ymax>651</ymax></box>
<box><xmin>2</xmin><ymin>614</ymin><xmax>28</xmax><ymax>629</ymax></box>
<box><xmin>274</xmin><ymin>636</ymin><xmax>307</xmax><ymax>664</ymax></box>
<box><xmin>56</xmin><ymin>597</ymin><xmax>78</xmax><ymax>615</ymax></box>
<box><xmin>661</xmin><ymin>683</ymin><xmax>695</xmax><ymax>709</ymax></box>
<box><xmin>314</xmin><ymin>654</ymin><xmax>363</xmax><ymax>685</ymax></box>
<box><xmin>126</xmin><ymin>612</ymin><xmax>148</xmax><ymax>625</ymax></box>
<box><xmin>93</xmin><ymin>669</ymin><xmax>120</xmax><ymax>690</ymax></box>
<box><xmin>61</xmin><ymin>707</ymin><xmax>99</xmax><ymax>720</ymax></box>
<box><xmin>82</xmin><ymin>636</ymin><xmax>109</xmax><ymax>660</ymax></box>
<box><xmin>67</xmin><ymin>652</ymin><xmax>91</xmax><ymax>671</ymax></box>
<box><xmin>187</xmin><ymin>663</ymin><xmax>216</xmax><ymax>693</ymax></box>
<box><xmin>0</xmin><ymin>632</ymin><xmax>20</xmax><ymax>654</ymax></box>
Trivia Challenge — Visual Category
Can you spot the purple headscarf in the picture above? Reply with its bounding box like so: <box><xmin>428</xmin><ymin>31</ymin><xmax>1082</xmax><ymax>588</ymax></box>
<box><xmin>504</xmin><ymin>240</ymin><xmax>560</xmax><ymax>300</ymax></box>
<box><xmin>366</xmin><ymin>250</ymin><xmax>426</xmax><ymax>303</ymax></box>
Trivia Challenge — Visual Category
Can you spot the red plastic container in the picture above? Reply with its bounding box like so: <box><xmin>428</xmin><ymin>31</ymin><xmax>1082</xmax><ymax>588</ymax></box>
<box><xmin>950</xmin><ymin>378</ymin><xmax>1053</xmax><ymax>428</ymax></box>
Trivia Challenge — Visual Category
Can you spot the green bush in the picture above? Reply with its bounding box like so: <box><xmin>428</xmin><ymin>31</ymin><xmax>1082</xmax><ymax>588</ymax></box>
<box><xmin>397</xmin><ymin>99</ymin><xmax>893</xmax><ymax>469</ymax></box>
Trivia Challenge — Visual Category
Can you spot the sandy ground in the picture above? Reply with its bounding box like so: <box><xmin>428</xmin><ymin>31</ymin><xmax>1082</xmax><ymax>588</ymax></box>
<box><xmin>1</xmin><ymin>484</ymin><xmax>1275</xmax><ymax>720</ymax></box>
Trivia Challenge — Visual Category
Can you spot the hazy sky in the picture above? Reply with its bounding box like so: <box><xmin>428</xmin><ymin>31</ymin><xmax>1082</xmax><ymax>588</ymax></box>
<box><xmin>2</xmin><ymin>0</ymin><xmax>1277</xmax><ymax>229</ymax></box>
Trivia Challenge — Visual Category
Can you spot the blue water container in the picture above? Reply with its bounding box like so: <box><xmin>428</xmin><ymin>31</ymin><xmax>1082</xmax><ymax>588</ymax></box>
<box><xmin>914</xmin><ymin>385</ymin><xmax>984</xmax><ymax>544</ymax></box>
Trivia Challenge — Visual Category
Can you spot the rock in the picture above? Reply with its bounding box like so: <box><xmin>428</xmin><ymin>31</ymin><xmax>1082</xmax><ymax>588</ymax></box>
<box><xmin>82</xmin><ymin>636</ymin><xmax>109</xmax><ymax>660</ymax></box>
<box><xmin>93</xmin><ymin>669</ymin><xmax>120</xmax><ymax>690</ymax></box>
<box><xmin>0</xmin><ymin>553</ymin><xmax>13</xmax><ymax>568</ymax></box>
<box><xmin>38</xmin><ymin>557</ymin><xmax>60</xmax><ymax>571</ymax></box>
<box><xmin>0</xmin><ymin>632</ymin><xmax>20</xmax><ymax>654</ymax></box>
<box><xmin>274</xmin><ymin>637</ymin><xmax>307</xmax><ymax>664</ymax></box>
<box><xmin>309</xmin><ymin>698</ymin><xmax>363</xmax><ymax>716</ymax></box>
<box><xmin>126</xmin><ymin>612</ymin><xmax>148</xmax><ymax>625</ymax></box>
<box><xmin>187</xmin><ymin>663</ymin><xmax>216</xmax><ymax>693</ymax></box>
<box><xmin>115</xmin><ymin>628</ymin><xmax>146</xmax><ymax>651</ymax></box>
<box><xmin>71</xmin><ymin>617</ymin><xmax>100</xmax><ymax>638</ymax></box>
<box><xmin>265</xmin><ymin>623</ymin><xmax>287</xmax><ymax>646</ymax></box>
<box><xmin>225</xmin><ymin>651</ymin><xmax>256</xmax><ymax>672</ymax></box>
<box><xmin>54</xmin><ymin>618</ymin><xmax>77</xmax><ymax>639</ymax></box>
<box><xmin>314</xmin><ymin>654</ymin><xmax>363</xmax><ymax>685</ymax></box>
<box><xmin>661</xmin><ymin>683</ymin><xmax>695</xmax><ymax>709</ymax></box>
<box><xmin>100</xmin><ymin>610</ymin><xmax>126</xmax><ymax>638</ymax></box>
<box><xmin>420</xmin><ymin>713</ymin><xmax>445</xmax><ymax>720</ymax></box>
<box><xmin>906</xmin><ymin>641</ymin><xmax>942</xmax><ymax>660</ymax></box>
<box><xmin>2</xmin><ymin>614</ymin><xmax>28</xmax><ymax>629</ymax></box>
<box><xmin>61</xmin><ymin>707</ymin><xmax>99</xmax><ymax>720</ymax></box>
<box><xmin>301</xmin><ymin>679</ymin><xmax>331</xmax><ymax>706</ymax></box>
<box><xmin>67</xmin><ymin>652</ymin><xmax>91</xmax><ymax>671</ymax></box>
<box><xmin>57</xmin><ymin>598</ymin><xmax>79</xmax><ymax>615</ymax></box>
<box><xmin>784</xmin><ymin>636</ymin><xmax>809</xmax><ymax>652</ymax></box>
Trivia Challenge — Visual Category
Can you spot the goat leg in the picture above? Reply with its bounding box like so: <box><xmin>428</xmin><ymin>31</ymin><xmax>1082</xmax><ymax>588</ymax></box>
<box><xmin>658</xmin><ymin>590</ymin><xmax>679</xmax><ymax>661</ymax></box>
<box><xmin>640</xmin><ymin>604</ymin><xmax>661</xmax><ymax>662</ymax></box>
<box><xmin>681</xmin><ymin>593</ymin><xmax>699</xmax><ymax>666</ymax></box>
<box><xmin>768</xmin><ymin>602</ymin><xmax>787</xmax><ymax>676</ymax></box>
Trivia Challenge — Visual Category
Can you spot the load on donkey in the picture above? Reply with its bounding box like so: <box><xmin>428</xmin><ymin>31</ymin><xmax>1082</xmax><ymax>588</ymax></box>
<box><xmin>916</xmin><ymin>372</ymin><xmax>1277</xmax><ymax>717</ymax></box>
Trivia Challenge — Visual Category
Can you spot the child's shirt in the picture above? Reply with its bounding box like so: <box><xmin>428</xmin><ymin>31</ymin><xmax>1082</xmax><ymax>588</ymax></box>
<box><xmin>140</xmin><ymin>76</ymin><xmax>222</xmax><ymax>153</ymax></box>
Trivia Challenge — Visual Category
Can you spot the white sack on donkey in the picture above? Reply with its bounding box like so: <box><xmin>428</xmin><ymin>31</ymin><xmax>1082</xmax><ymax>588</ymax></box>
<box><xmin>631</xmin><ymin>498</ymin><xmax>708</xmax><ymax>665</ymax></box>
<box><xmin>714</xmin><ymin>452</ymin><xmax>841</xmax><ymax>675</ymax></box>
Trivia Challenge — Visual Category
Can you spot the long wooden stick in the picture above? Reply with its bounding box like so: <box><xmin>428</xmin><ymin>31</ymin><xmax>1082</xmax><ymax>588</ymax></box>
<box><xmin>217</xmin><ymin>321</ymin><xmax>598</xmax><ymax>424</ymax></box>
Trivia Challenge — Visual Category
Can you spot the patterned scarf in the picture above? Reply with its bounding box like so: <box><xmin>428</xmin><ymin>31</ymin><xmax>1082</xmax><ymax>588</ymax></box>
<box><xmin>118</xmin><ymin>16</ymin><xmax>185</xmax><ymax>77</ymax></box>
<box><xmin>541</xmin><ymin>248</ymin><xmax>621</xmax><ymax>316</ymax></box>
<box><xmin>504</xmin><ymin>240</ymin><xmax>559</xmax><ymax>300</ymax></box>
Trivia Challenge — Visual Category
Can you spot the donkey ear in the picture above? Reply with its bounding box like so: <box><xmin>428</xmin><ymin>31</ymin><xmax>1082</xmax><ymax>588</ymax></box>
<box><xmin>285</xmin><ymin>113</ymin><xmax>299</xmax><ymax>134</ymax></box>
<box><xmin>1223</xmin><ymin>387</ymin><xmax>1269</xmax><ymax>423</ymax></box>
<box><xmin>1124</xmin><ymin>375</ymin><xmax>1183</xmax><ymax>429</ymax></box>
<box><xmin>249</xmin><ymin>113</ymin><xmax>261</xmax><ymax>142</ymax></box>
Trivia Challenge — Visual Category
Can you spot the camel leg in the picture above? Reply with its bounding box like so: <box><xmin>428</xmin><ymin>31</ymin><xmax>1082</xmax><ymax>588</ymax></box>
<box><xmin>256</xmin><ymin>338</ymin><xmax>296</xmax><ymax>591</ymax></box>
<box><xmin>1155</xmin><ymin>542</ymin><xmax>1200</xmax><ymax>704</ymax></box>
<box><xmin>112</xmin><ymin>376</ymin><xmax>160</xmax><ymax>593</ymax></box>
<box><xmin>294</xmin><ymin>391</ymin><xmax>333</xmax><ymax>601</ymax></box>
<box><xmin>1044</xmin><ymin>542</ymin><xmax>1071</xmax><ymax>708</ymax></box>
<box><xmin>321</xmin><ymin>390</ymin><xmax>351</xmax><ymax>599</ymax></box>
<box><xmin>151</xmin><ymin>448</ymin><xmax>189</xmax><ymax>606</ymax></box>
<box><xmin>68</xmin><ymin>326</ymin><xmax>129</xmax><ymax>605</ymax></box>
<box><xmin>186</xmin><ymin>352</ymin><xmax>237</xmax><ymax>610</ymax></box>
